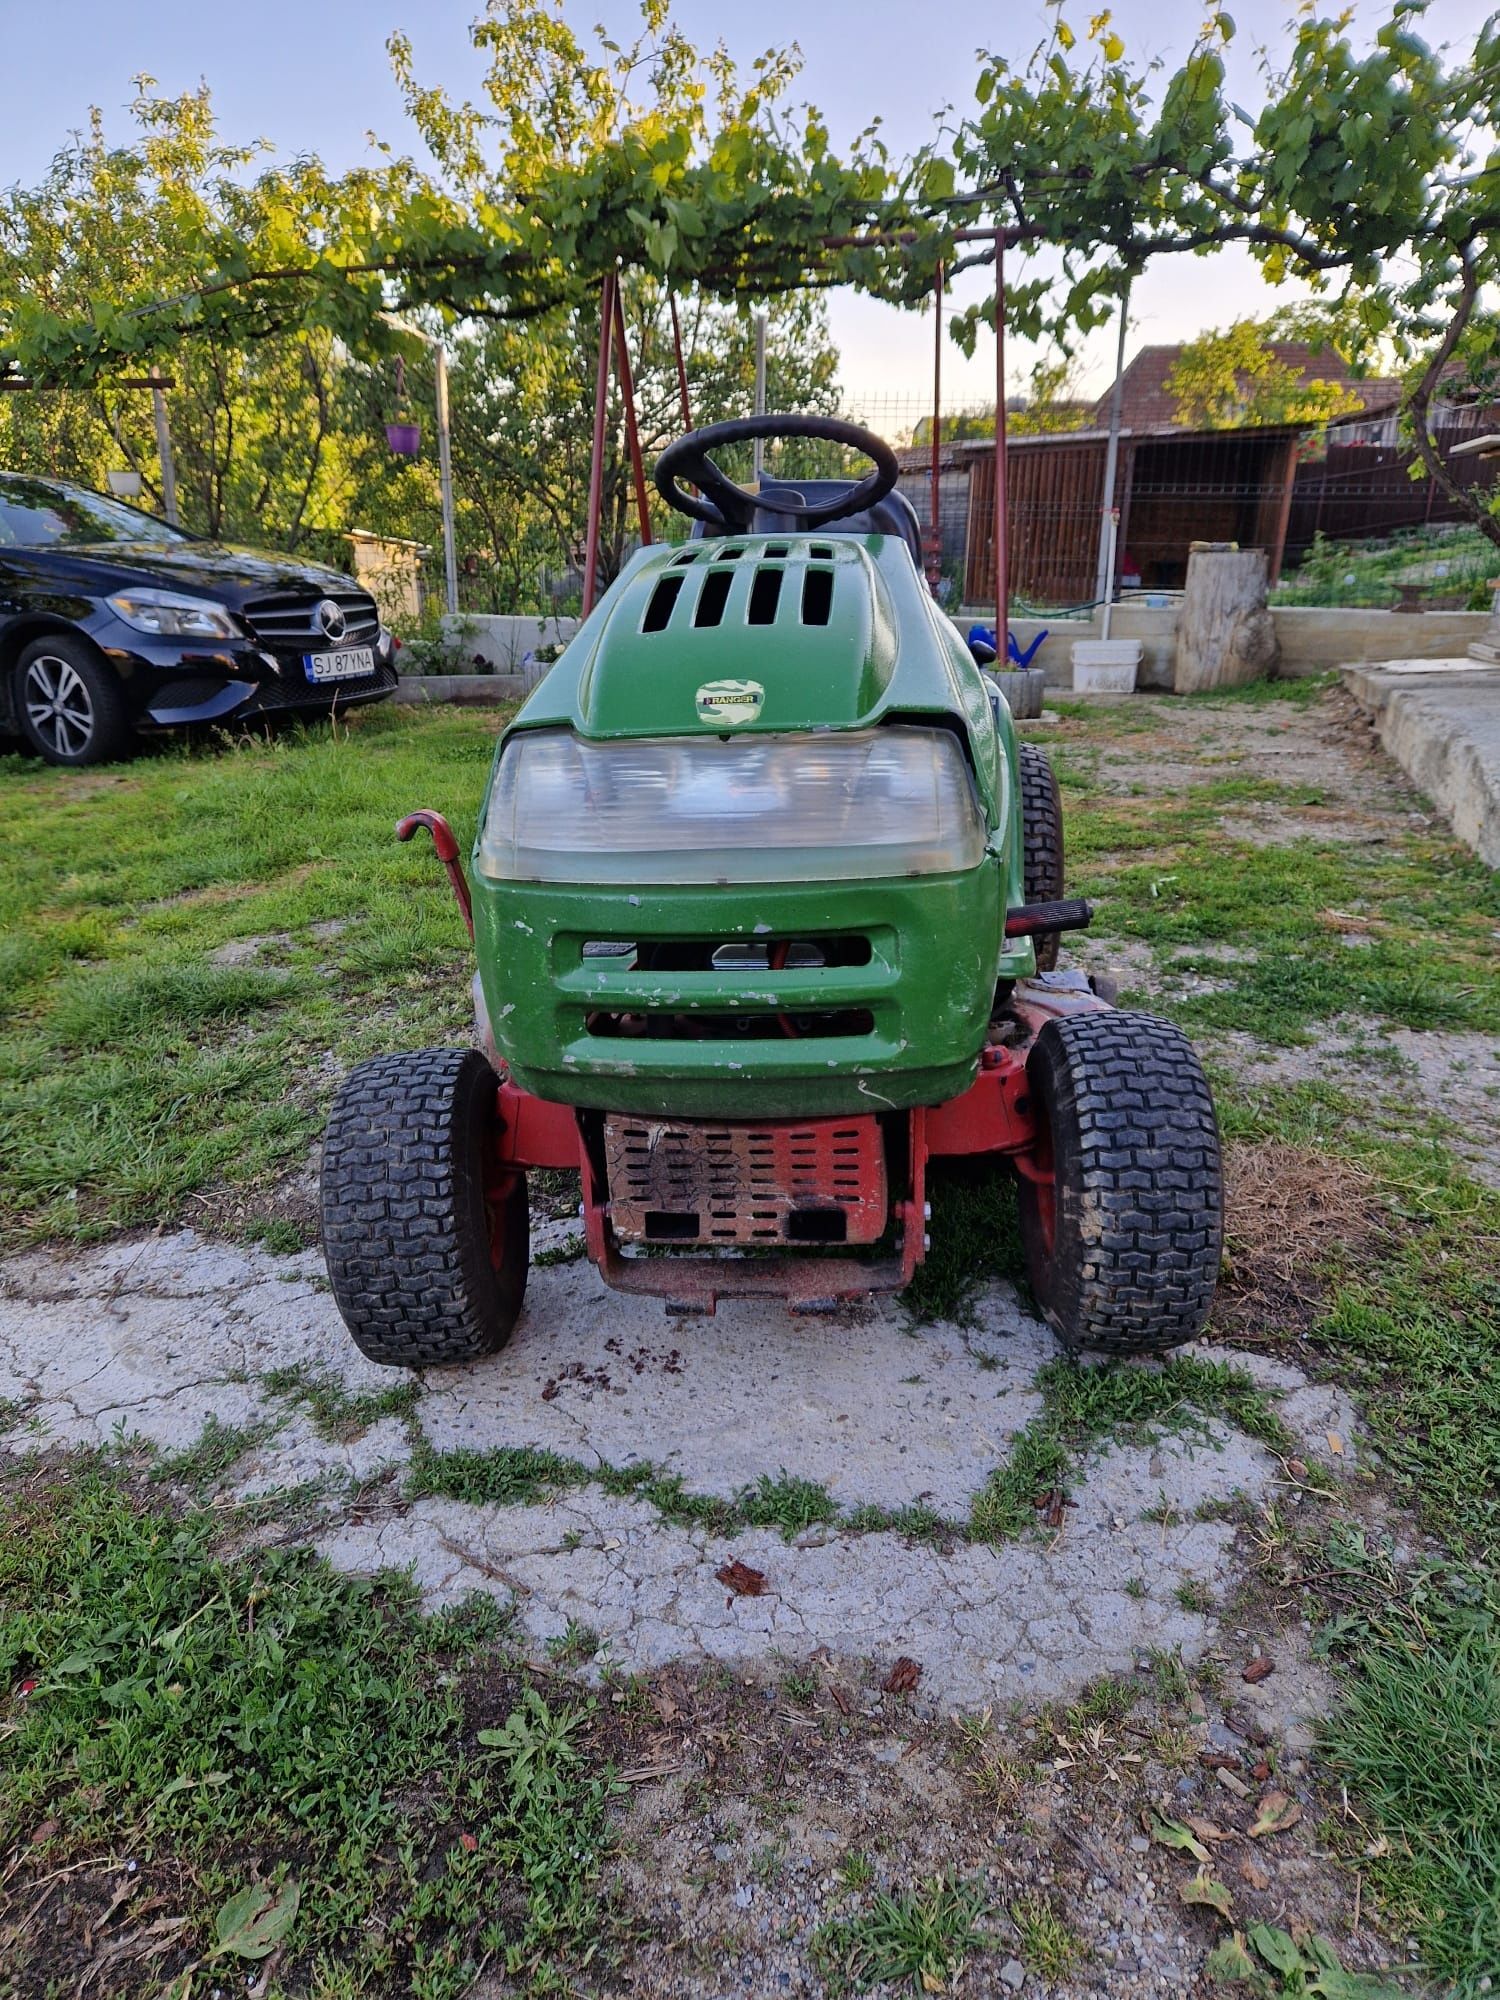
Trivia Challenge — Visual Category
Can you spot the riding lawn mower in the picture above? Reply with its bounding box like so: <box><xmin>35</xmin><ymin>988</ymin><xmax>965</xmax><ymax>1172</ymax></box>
<box><xmin>321</xmin><ymin>416</ymin><xmax>1223</xmax><ymax>1365</ymax></box>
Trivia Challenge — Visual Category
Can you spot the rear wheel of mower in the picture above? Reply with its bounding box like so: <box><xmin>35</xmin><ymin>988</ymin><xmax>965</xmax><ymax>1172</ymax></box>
<box><xmin>1016</xmin><ymin>1011</ymin><xmax>1222</xmax><ymax>1356</ymax></box>
<box><xmin>1018</xmin><ymin>743</ymin><xmax>1064</xmax><ymax>971</ymax></box>
<box><xmin>321</xmin><ymin>1047</ymin><xmax>529</xmax><ymax>1367</ymax></box>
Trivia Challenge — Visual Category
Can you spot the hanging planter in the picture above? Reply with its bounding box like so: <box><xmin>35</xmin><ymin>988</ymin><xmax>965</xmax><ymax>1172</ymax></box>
<box><xmin>385</xmin><ymin>354</ymin><xmax>420</xmax><ymax>456</ymax></box>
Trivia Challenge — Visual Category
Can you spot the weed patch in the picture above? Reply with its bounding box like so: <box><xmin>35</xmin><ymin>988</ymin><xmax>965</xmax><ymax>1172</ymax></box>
<box><xmin>152</xmin><ymin>1413</ymin><xmax>279</xmax><ymax>1490</ymax></box>
<box><xmin>0</xmin><ymin>1471</ymin><xmax>617</xmax><ymax>1995</ymax></box>
<box><xmin>1011</xmin><ymin>1892</ymin><xmax>1084</xmax><ymax>1978</ymax></box>
<box><xmin>263</xmin><ymin>1362</ymin><xmax>421</xmax><ymax>1442</ymax></box>
<box><xmin>970</xmin><ymin>1355</ymin><xmax>1292</xmax><ymax>1544</ymax></box>
<box><xmin>812</xmin><ymin>1875</ymin><xmax>990</xmax><ymax>1993</ymax></box>
<box><xmin>1317</xmin><ymin>1552</ymin><xmax>1499</xmax><ymax>1995</ymax></box>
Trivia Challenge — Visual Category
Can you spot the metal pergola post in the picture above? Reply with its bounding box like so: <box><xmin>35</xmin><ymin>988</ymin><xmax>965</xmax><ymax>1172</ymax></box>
<box><xmin>668</xmin><ymin>294</ymin><xmax>693</xmax><ymax>429</ymax></box>
<box><xmin>582</xmin><ymin>271</ymin><xmax>617</xmax><ymax>618</ymax></box>
<box><xmin>993</xmin><ymin>233</ymin><xmax>1009</xmax><ymax>649</ymax></box>
<box><xmin>149</xmin><ymin>367</ymin><xmax>179</xmax><ymax>526</ymax></box>
<box><xmin>928</xmin><ymin>261</ymin><xmax>943</xmax><ymax>590</ymax></box>
<box><xmin>612</xmin><ymin>282</ymin><xmax>654</xmax><ymax>549</ymax></box>
<box><xmin>433</xmin><ymin>341</ymin><xmax>459</xmax><ymax>618</ymax></box>
<box><xmin>1094</xmin><ymin>281</ymin><xmax>1131</xmax><ymax>610</ymax></box>
<box><xmin>752</xmin><ymin>311</ymin><xmax>768</xmax><ymax>482</ymax></box>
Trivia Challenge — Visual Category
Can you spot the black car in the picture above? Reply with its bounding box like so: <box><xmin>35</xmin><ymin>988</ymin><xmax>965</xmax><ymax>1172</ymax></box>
<box><xmin>0</xmin><ymin>473</ymin><xmax>399</xmax><ymax>765</ymax></box>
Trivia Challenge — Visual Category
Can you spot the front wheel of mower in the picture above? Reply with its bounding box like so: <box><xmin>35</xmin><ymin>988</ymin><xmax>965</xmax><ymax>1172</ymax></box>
<box><xmin>1018</xmin><ymin>743</ymin><xmax>1065</xmax><ymax>971</ymax></box>
<box><xmin>1016</xmin><ymin>1011</ymin><xmax>1222</xmax><ymax>1356</ymax></box>
<box><xmin>321</xmin><ymin>1047</ymin><xmax>529</xmax><ymax>1368</ymax></box>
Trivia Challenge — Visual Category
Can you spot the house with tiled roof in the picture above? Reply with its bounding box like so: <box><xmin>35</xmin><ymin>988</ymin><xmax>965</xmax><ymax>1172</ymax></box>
<box><xmin>1092</xmin><ymin>342</ymin><xmax>1403</xmax><ymax>432</ymax></box>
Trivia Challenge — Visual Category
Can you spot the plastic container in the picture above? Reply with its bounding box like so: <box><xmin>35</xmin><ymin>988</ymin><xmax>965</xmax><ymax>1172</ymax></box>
<box><xmin>1071</xmin><ymin>639</ymin><xmax>1141</xmax><ymax>694</ymax></box>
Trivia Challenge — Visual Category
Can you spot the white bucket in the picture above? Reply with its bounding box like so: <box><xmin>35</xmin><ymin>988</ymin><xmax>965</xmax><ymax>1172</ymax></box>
<box><xmin>1072</xmin><ymin>639</ymin><xmax>1141</xmax><ymax>694</ymax></box>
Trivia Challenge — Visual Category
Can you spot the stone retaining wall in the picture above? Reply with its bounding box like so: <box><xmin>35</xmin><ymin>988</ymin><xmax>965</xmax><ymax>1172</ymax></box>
<box><xmin>404</xmin><ymin>604</ymin><xmax>1491</xmax><ymax>705</ymax></box>
<box><xmin>983</xmin><ymin>603</ymin><xmax>1491</xmax><ymax>689</ymax></box>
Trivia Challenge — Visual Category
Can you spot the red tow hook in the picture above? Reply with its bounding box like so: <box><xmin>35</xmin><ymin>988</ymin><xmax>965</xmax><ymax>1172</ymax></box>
<box><xmin>396</xmin><ymin>810</ymin><xmax>474</xmax><ymax>941</ymax></box>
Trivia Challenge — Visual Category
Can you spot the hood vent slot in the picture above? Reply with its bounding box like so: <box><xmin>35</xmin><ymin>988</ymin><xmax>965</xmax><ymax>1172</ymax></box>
<box><xmin>747</xmin><ymin>567</ymin><xmax>783</xmax><ymax>625</ymax></box>
<box><xmin>694</xmin><ymin>569</ymin><xmax>733</xmax><ymax>627</ymax></box>
<box><xmin>800</xmin><ymin>567</ymin><xmax>834</xmax><ymax>626</ymax></box>
<box><xmin>642</xmin><ymin>574</ymin><xmax>684</xmax><ymax>632</ymax></box>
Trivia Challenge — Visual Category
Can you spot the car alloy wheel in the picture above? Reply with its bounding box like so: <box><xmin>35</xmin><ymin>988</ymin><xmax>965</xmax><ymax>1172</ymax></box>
<box><xmin>23</xmin><ymin>653</ymin><xmax>96</xmax><ymax>759</ymax></box>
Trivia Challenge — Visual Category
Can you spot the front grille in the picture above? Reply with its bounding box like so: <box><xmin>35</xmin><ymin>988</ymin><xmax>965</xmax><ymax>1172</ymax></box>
<box><xmin>604</xmin><ymin>1115</ymin><xmax>887</xmax><ymax>1246</ymax></box>
<box><xmin>242</xmin><ymin>589</ymin><xmax>381</xmax><ymax>650</ymax></box>
<box><xmin>240</xmin><ymin>659</ymin><xmax>397</xmax><ymax>715</ymax></box>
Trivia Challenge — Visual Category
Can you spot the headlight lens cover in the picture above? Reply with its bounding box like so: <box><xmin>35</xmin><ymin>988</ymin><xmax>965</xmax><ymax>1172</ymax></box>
<box><xmin>477</xmin><ymin>726</ymin><xmax>988</xmax><ymax>884</ymax></box>
<box><xmin>107</xmin><ymin>588</ymin><xmax>239</xmax><ymax>640</ymax></box>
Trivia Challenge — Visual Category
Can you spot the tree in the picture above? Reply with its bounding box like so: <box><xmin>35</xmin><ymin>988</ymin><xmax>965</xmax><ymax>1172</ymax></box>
<box><xmin>0</xmin><ymin>86</ymin><xmax>427</xmax><ymax>549</ymax></box>
<box><xmin>5</xmin><ymin>2</ymin><xmax>1499</xmax><ymax>549</ymax></box>
<box><xmin>1165</xmin><ymin>320</ymin><xmax>1364</xmax><ymax>430</ymax></box>
<box><xmin>948</xmin><ymin>4</ymin><xmax>1500</xmax><ymax>545</ymax></box>
<box><xmin>1008</xmin><ymin>353</ymin><xmax>1096</xmax><ymax>436</ymax></box>
<box><xmin>440</xmin><ymin>283</ymin><xmax>840</xmax><ymax>605</ymax></box>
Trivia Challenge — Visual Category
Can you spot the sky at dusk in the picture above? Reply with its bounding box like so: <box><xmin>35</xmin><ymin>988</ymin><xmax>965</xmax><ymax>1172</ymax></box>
<box><xmin>5</xmin><ymin>0</ymin><xmax>1491</xmax><ymax>408</ymax></box>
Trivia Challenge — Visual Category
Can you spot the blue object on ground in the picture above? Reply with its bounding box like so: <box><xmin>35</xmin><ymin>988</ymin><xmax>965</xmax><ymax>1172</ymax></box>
<box><xmin>967</xmin><ymin>623</ymin><xmax>1048</xmax><ymax>669</ymax></box>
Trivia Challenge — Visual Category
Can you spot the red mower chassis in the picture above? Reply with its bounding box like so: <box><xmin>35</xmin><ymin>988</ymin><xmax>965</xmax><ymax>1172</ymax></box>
<box><xmin>481</xmin><ymin>968</ymin><xmax>1108</xmax><ymax>1316</ymax></box>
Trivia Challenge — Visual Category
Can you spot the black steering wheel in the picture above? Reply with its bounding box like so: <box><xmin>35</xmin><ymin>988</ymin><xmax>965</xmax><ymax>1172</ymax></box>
<box><xmin>654</xmin><ymin>414</ymin><xmax>900</xmax><ymax>531</ymax></box>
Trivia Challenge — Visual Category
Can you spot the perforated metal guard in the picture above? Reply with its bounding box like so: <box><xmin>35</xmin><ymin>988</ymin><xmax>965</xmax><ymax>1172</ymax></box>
<box><xmin>604</xmin><ymin>1116</ymin><xmax>887</xmax><ymax>1247</ymax></box>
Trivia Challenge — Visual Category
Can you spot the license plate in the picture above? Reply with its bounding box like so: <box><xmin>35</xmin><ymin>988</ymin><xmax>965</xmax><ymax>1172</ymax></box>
<box><xmin>303</xmin><ymin>647</ymin><xmax>375</xmax><ymax>684</ymax></box>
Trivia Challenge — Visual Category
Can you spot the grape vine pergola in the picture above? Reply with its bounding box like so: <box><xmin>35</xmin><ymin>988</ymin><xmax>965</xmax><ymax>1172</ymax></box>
<box><xmin>4</xmin><ymin>1</ymin><xmax>1497</xmax><ymax>610</ymax></box>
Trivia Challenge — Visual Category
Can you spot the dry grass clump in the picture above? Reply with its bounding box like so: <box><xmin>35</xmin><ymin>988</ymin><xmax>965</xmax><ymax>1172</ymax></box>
<box><xmin>1215</xmin><ymin>1140</ymin><xmax>1384</xmax><ymax>1340</ymax></box>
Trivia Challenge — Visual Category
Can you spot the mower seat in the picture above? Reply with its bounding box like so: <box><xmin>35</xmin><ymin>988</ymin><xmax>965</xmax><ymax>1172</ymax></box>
<box><xmin>691</xmin><ymin>479</ymin><xmax>925</xmax><ymax>569</ymax></box>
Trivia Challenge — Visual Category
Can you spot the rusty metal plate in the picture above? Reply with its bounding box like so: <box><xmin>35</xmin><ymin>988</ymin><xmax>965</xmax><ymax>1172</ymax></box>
<box><xmin>604</xmin><ymin>1115</ymin><xmax>887</xmax><ymax>1247</ymax></box>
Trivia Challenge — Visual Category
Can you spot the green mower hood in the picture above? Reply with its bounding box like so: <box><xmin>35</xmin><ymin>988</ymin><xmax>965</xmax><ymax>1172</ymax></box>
<box><xmin>470</xmin><ymin>531</ymin><xmax>1032</xmax><ymax>1118</ymax></box>
<box><xmin>509</xmin><ymin>534</ymin><xmax>1000</xmax><ymax>813</ymax></box>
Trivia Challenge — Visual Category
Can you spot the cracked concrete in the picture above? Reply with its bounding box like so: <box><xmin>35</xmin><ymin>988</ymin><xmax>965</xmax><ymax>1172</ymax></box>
<box><xmin>1</xmin><ymin>1228</ymin><xmax>1356</xmax><ymax>1723</ymax></box>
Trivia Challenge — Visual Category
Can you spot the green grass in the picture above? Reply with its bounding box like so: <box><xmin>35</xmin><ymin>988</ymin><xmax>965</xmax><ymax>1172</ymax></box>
<box><xmin>262</xmin><ymin>1362</ymin><xmax>423</xmax><ymax>1443</ymax></box>
<box><xmin>1071</xmin><ymin>814</ymin><xmax>1499</xmax><ymax>1048</ymax></box>
<box><xmin>968</xmin><ymin>1354</ymin><xmax>1293</xmax><ymax>1544</ymax></box>
<box><xmin>407</xmin><ymin>1370</ymin><xmax>1284</xmax><ymax>1554</ymax></box>
<box><xmin>812</xmin><ymin>1875</ymin><xmax>991</xmax><ymax>1994</ymax></box>
<box><xmin>1011</xmin><ymin>1893</ymin><xmax>1084</xmax><ymax>1978</ymax></box>
<box><xmin>406</xmin><ymin>1442</ymin><xmax>840</xmax><ymax>1543</ymax></box>
<box><xmin>1313</xmin><ymin>1158</ymin><xmax>1500</xmax><ymax>1560</ymax></box>
<box><xmin>152</xmin><ymin>1412</ymin><xmax>280</xmax><ymax>1490</ymax></box>
<box><xmin>1317</xmin><ymin>1548</ymin><xmax>1500</xmax><ymax>1996</ymax></box>
<box><xmin>0</xmin><ymin>1469</ymin><xmax>616</xmax><ymax>1997</ymax></box>
<box><xmin>904</xmin><ymin>1158</ymin><xmax>1028</xmax><ymax>1326</ymax></box>
<box><xmin>1025</xmin><ymin>691</ymin><xmax>1500</xmax><ymax>1051</ymax></box>
<box><xmin>0</xmin><ymin>707</ymin><xmax>510</xmax><ymax>1245</ymax></box>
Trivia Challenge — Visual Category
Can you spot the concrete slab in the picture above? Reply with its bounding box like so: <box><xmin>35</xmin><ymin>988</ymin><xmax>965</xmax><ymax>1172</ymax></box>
<box><xmin>0</xmin><ymin>1228</ymin><xmax>1352</xmax><ymax>1723</ymax></box>
<box><xmin>1343</xmin><ymin>659</ymin><xmax>1500</xmax><ymax>867</ymax></box>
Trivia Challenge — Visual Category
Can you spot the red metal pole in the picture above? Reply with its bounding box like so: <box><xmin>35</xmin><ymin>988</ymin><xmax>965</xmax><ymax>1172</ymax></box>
<box><xmin>582</xmin><ymin>270</ymin><xmax>616</xmax><ymax>617</ymax></box>
<box><xmin>612</xmin><ymin>282</ymin><xmax>653</xmax><ymax>548</ymax></box>
<box><xmin>668</xmin><ymin>293</ymin><xmax>693</xmax><ymax>430</ymax></box>
<box><xmin>993</xmin><ymin>232</ymin><xmax>1009</xmax><ymax>647</ymax></box>
<box><xmin>928</xmin><ymin>260</ymin><xmax>943</xmax><ymax>591</ymax></box>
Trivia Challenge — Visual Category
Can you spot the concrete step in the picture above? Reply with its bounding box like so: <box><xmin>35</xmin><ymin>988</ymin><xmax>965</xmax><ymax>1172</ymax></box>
<box><xmin>1343</xmin><ymin>659</ymin><xmax>1500</xmax><ymax>868</ymax></box>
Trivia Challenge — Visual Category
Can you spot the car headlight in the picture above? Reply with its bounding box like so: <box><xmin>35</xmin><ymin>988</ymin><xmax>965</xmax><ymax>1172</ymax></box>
<box><xmin>477</xmin><ymin>727</ymin><xmax>989</xmax><ymax>885</ymax></box>
<box><xmin>106</xmin><ymin>589</ymin><xmax>239</xmax><ymax>640</ymax></box>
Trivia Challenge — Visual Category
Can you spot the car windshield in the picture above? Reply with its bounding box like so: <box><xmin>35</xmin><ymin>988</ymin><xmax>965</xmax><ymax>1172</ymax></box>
<box><xmin>0</xmin><ymin>478</ymin><xmax>191</xmax><ymax>550</ymax></box>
